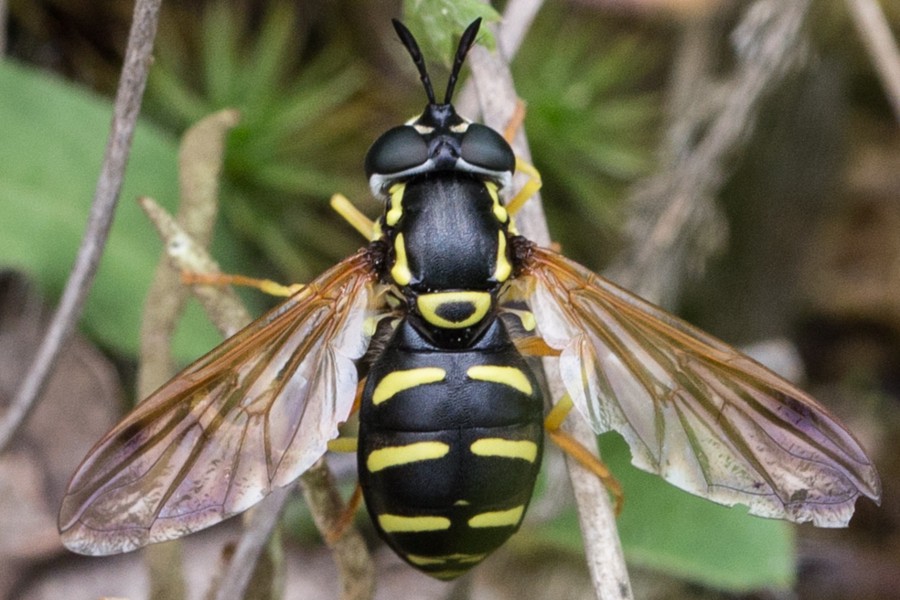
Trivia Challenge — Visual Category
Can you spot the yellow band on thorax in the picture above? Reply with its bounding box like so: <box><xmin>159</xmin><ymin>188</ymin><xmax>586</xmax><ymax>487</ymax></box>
<box><xmin>416</xmin><ymin>291</ymin><xmax>492</xmax><ymax>329</ymax></box>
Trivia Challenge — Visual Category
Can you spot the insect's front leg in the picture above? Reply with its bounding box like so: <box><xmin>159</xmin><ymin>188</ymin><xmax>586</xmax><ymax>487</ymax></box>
<box><xmin>180</xmin><ymin>271</ymin><xmax>304</xmax><ymax>297</ymax></box>
<box><xmin>500</xmin><ymin>100</ymin><xmax>544</xmax><ymax>217</ymax></box>
<box><xmin>330</xmin><ymin>193</ymin><xmax>377</xmax><ymax>240</ymax></box>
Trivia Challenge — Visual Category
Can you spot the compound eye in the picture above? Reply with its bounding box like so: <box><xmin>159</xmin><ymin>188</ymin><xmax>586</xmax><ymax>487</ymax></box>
<box><xmin>365</xmin><ymin>126</ymin><xmax>429</xmax><ymax>177</ymax></box>
<box><xmin>460</xmin><ymin>124</ymin><xmax>515</xmax><ymax>174</ymax></box>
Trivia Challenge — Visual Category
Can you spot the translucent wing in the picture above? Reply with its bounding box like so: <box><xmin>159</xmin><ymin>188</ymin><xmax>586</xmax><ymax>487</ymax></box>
<box><xmin>519</xmin><ymin>246</ymin><xmax>881</xmax><ymax>527</ymax></box>
<box><xmin>59</xmin><ymin>251</ymin><xmax>379</xmax><ymax>555</ymax></box>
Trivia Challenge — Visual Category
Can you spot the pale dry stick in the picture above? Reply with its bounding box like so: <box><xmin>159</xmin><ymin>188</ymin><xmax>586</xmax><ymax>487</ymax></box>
<box><xmin>138</xmin><ymin>110</ymin><xmax>241</xmax><ymax>600</ymax></box>
<box><xmin>138</xmin><ymin>109</ymin><xmax>241</xmax><ymax>395</ymax></box>
<box><xmin>301</xmin><ymin>461</ymin><xmax>377</xmax><ymax>600</ymax></box>
<box><xmin>455</xmin><ymin>0</ymin><xmax>544</xmax><ymax>116</ymax></box>
<box><xmin>607</xmin><ymin>0</ymin><xmax>813</xmax><ymax>306</ymax></box>
<box><xmin>466</xmin><ymin>16</ymin><xmax>634</xmax><ymax>600</ymax></box>
<box><xmin>845</xmin><ymin>0</ymin><xmax>900</xmax><ymax>124</ymax></box>
<box><xmin>211</xmin><ymin>486</ymin><xmax>294</xmax><ymax>600</ymax></box>
<box><xmin>140</xmin><ymin>197</ymin><xmax>375</xmax><ymax>600</ymax></box>
<box><xmin>0</xmin><ymin>0</ymin><xmax>163</xmax><ymax>454</ymax></box>
<box><xmin>0</xmin><ymin>0</ymin><xmax>7</xmax><ymax>55</ymax></box>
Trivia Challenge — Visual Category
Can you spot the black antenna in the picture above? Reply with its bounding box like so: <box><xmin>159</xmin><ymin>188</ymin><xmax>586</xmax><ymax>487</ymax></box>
<box><xmin>444</xmin><ymin>18</ymin><xmax>481</xmax><ymax>104</ymax></box>
<box><xmin>391</xmin><ymin>18</ymin><xmax>483</xmax><ymax>106</ymax></box>
<box><xmin>392</xmin><ymin>19</ymin><xmax>436</xmax><ymax>105</ymax></box>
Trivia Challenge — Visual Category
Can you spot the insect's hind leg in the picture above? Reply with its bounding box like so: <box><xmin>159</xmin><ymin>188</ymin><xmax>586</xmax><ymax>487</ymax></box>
<box><xmin>545</xmin><ymin>395</ymin><xmax>624</xmax><ymax>515</ymax></box>
<box><xmin>322</xmin><ymin>377</ymin><xmax>367</xmax><ymax>542</ymax></box>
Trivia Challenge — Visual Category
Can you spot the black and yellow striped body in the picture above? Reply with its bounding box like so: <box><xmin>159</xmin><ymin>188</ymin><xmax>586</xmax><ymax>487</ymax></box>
<box><xmin>359</xmin><ymin>172</ymin><xmax>543</xmax><ymax>578</ymax></box>
<box><xmin>381</xmin><ymin>174</ymin><xmax>514</xmax><ymax>347</ymax></box>
<box><xmin>359</xmin><ymin>319</ymin><xmax>543</xmax><ymax>579</ymax></box>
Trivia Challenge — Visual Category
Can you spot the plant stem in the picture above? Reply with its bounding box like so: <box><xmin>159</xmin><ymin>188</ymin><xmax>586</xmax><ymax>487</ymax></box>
<box><xmin>845</xmin><ymin>0</ymin><xmax>900</xmax><ymax>124</ymax></box>
<box><xmin>0</xmin><ymin>0</ymin><xmax>162</xmax><ymax>454</ymax></box>
<box><xmin>466</xmin><ymin>7</ymin><xmax>634</xmax><ymax>599</ymax></box>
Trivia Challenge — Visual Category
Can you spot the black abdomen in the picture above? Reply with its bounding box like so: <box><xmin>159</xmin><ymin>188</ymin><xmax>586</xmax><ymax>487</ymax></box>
<box><xmin>359</xmin><ymin>318</ymin><xmax>543</xmax><ymax>579</ymax></box>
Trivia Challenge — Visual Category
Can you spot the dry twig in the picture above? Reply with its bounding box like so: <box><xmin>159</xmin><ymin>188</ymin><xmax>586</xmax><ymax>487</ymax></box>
<box><xmin>137</xmin><ymin>110</ymin><xmax>241</xmax><ymax>600</ymax></box>
<box><xmin>608</xmin><ymin>0</ymin><xmax>813</xmax><ymax>307</ymax></box>
<box><xmin>465</xmin><ymin>4</ymin><xmax>633</xmax><ymax>599</ymax></box>
<box><xmin>0</xmin><ymin>0</ymin><xmax>163</xmax><ymax>453</ymax></box>
<box><xmin>140</xmin><ymin>196</ymin><xmax>375</xmax><ymax>600</ymax></box>
<box><xmin>845</xmin><ymin>0</ymin><xmax>900</xmax><ymax>124</ymax></box>
<box><xmin>0</xmin><ymin>0</ymin><xmax>7</xmax><ymax>56</ymax></box>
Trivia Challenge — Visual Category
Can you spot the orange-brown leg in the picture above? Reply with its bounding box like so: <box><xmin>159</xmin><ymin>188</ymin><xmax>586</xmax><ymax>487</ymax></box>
<box><xmin>323</xmin><ymin>483</ymin><xmax>364</xmax><ymax>545</ymax></box>
<box><xmin>544</xmin><ymin>395</ymin><xmax>624</xmax><ymax>515</ymax></box>
<box><xmin>181</xmin><ymin>271</ymin><xmax>303</xmax><ymax>297</ymax></box>
<box><xmin>322</xmin><ymin>377</ymin><xmax>368</xmax><ymax>542</ymax></box>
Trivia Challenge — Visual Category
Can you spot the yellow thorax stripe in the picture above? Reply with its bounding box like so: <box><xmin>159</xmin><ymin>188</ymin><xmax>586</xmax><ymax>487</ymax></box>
<box><xmin>470</xmin><ymin>438</ymin><xmax>538</xmax><ymax>462</ymax></box>
<box><xmin>390</xmin><ymin>233</ymin><xmax>412</xmax><ymax>286</ymax></box>
<box><xmin>485</xmin><ymin>181</ymin><xmax>508</xmax><ymax>224</ymax></box>
<box><xmin>371</xmin><ymin>367</ymin><xmax>446</xmax><ymax>405</ymax></box>
<box><xmin>416</xmin><ymin>291</ymin><xmax>492</xmax><ymax>329</ymax></box>
<box><xmin>467</xmin><ymin>505</ymin><xmax>525</xmax><ymax>528</ymax></box>
<box><xmin>378</xmin><ymin>514</ymin><xmax>451</xmax><ymax>532</ymax></box>
<box><xmin>466</xmin><ymin>365</ymin><xmax>533</xmax><ymax>396</ymax></box>
<box><xmin>366</xmin><ymin>441</ymin><xmax>450</xmax><ymax>472</ymax></box>
<box><xmin>385</xmin><ymin>183</ymin><xmax>405</xmax><ymax>226</ymax></box>
<box><xmin>493</xmin><ymin>230</ymin><xmax>512</xmax><ymax>282</ymax></box>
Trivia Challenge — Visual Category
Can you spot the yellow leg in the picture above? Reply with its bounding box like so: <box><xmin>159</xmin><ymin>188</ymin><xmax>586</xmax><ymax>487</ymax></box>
<box><xmin>500</xmin><ymin>101</ymin><xmax>543</xmax><ymax>217</ymax></box>
<box><xmin>180</xmin><ymin>271</ymin><xmax>303</xmax><ymax>297</ymax></box>
<box><xmin>545</xmin><ymin>395</ymin><xmax>624</xmax><ymax>515</ymax></box>
<box><xmin>506</xmin><ymin>157</ymin><xmax>543</xmax><ymax>217</ymax></box>
<box><xmin>514</xmin><ymin>335</ymin><xmax>560</xmax><ymax>357</ymax></box>
<box><xmin>327</xmin><ymin>436</ymin><xmax>358</xmax><ymax>453</ymax></box>
<box><xmin>331</xmin><ymin>193</ymin><xmax>376</xmax><ymax>240</ymax></box>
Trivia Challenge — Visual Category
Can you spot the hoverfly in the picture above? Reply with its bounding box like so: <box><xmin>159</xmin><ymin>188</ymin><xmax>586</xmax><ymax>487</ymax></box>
<box><xmin>59</xmin><ymin>18</ymin><xmax>881</xmax><ymax>580</ymax></box>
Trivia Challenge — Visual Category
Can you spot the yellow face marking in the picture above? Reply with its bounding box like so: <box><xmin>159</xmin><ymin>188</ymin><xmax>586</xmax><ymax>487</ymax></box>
<box><xmin>378</xmin><ymin>514</ymin><xmax>451</xmax><ymax>532</ymax></box>
<box><xmin>416</xmin><ymin>291</ymin><xmax>492</xmax><ymax>329</ymax></box>
<box><xmin>493</xmin><ymin>231</ymin><xmax>512</xmax><ymax>282</ymax></box>
<box><xmin>470</xmin><ymin>438</ymin><xmax>538</xmax><ymax>462</ymax></box>
<box><xmin>390</xmin><ymin>233</ymin><xmax>412</xmax><ymax>286</ymax></box>
<box><xmin>466</xmin><ymin>365</ymin><xmax>534</xmax><ymax>396</ymax></box>
<box><xmin>385</xmin><ymin>183</ymin><xmax>405</xmax><ymax>226</ymax></box>
<box><xmin>485</xmin><ymin>181</ymin><xmax>508</xmax><ymax>224</ymax></box>
<box><xmin>371</xmin><ymin>367</ymin><xmax>446</xmax><ymax>405</ymax></box>
<box><xmin>405</xmin><ymin>552</ymin><xmax>487</xmax><ymax>566</ymax></box>
<box><xmin>366</xmin><ymin>441</ymin><xmax>450</xmax><ymax>472</ymax></box>
<box><xmin>468</xmin><ymin>505</ymin><xmax>525</xmax><ymax>528</ymax></box>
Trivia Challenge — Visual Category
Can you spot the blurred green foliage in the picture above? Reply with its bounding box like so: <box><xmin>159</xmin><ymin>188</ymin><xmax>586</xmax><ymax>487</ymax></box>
<box><xmin>513</xmin><ymin>7</ymin><xmax>660</xmax><ymax>267</ymax></box>
<box><xmin>403</xmin><ymin>0</ymin><xmax>501</xmax><ymax>59</ymax></box>
<box><xmin>531</xmin><ymin>434</ymin><xmax>794</xmax><ymax>592</ymax></box>
<box><xmin>0</xmin><ymin>59</ymin><xmax>224</xmax><ymax>359</ymax></box>
<box><xmin>146</xmin><ymin>1</ymin><xmax>377</xmax><ymax>281</ymax></box>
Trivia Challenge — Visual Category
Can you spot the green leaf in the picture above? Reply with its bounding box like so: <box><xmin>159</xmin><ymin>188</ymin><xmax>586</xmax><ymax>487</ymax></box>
<box><xmin>533</xmin><ymin>433</ymin><xmax>795</xmax><ymax>592</ymax></box>
<box><xmin>0</xmin><ymin>59</ymin><xmax>225</xmax><ymax>361</ymax></box>
<box><xmin>403</xmin><ymin>0</ymin><xmax>500</xmax><ymax>61</ymax></box>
